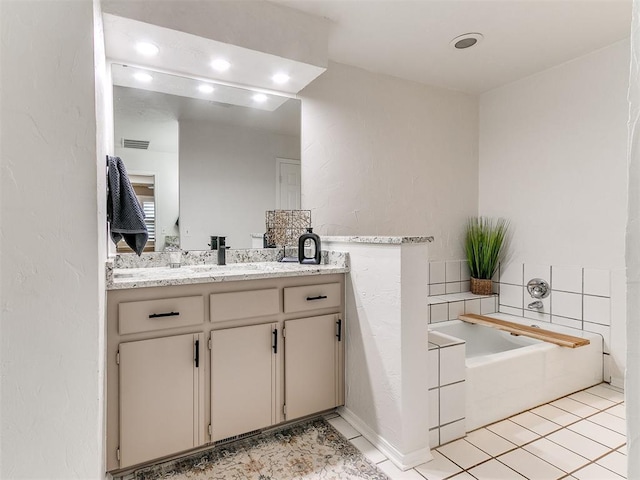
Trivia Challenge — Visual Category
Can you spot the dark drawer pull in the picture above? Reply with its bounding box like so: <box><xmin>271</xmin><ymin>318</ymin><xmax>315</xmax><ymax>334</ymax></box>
<box><xmin>273</xmin><ymin>328</ymin><xmax>278</xmax><ymax>354</ymax></box>
<box><xmin>336</xmin><ymin>319</ymin><xmax>342</xmax><ymax>342</ymax></box>
<box><xmin>306</xmin><ymin>295</ymin><xmax>328</xmax><ymax>301</ymax></box>
<box><xmin>194</xmin><ymin>340</ymin><xmax>200</xmax><ymax>368</ymax></box>
<box><xmin>149</xmin><ymin>311</ymin><xmax>180</xmax><ymax>319</ymax></box>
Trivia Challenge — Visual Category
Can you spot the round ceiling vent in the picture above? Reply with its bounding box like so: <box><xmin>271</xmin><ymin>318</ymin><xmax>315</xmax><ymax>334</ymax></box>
<box><xmin>450</xmin><ymin>33</ymin><xmax>484</xmax><ymax>50</ymax></box>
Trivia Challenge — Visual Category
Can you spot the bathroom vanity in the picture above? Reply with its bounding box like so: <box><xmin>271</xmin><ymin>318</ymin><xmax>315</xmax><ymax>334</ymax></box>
<box><xmin>105</xmin><ymin>260</ymin><xmax>347</xmax><ymax>472</ymax></box>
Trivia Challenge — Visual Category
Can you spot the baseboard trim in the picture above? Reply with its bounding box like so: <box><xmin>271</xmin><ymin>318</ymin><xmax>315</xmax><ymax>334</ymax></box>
<box><xmin>337</xmin><ymin>407</ymin><xmax>432</xmax><ymax>471</ymax></box>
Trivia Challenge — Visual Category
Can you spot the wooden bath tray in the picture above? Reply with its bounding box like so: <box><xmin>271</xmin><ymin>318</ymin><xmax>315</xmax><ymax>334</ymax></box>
<box><xmin>458</xmin><ymin>314</ymin><xmax>590</xmax><ymax>348</ymax></box>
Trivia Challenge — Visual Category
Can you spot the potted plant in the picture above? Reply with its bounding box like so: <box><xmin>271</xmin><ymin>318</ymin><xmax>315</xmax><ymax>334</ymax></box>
<box><xmin>465</xmin><ymin>217</ymin><xmax>509</xmax><ymax>295</ymax></box>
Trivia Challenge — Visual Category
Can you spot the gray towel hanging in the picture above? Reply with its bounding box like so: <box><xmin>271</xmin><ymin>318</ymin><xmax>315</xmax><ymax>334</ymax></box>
<box><xmin>107</xmin><ymin>155</ymin><xmax>148</xmax><ymax>255</ymax></box>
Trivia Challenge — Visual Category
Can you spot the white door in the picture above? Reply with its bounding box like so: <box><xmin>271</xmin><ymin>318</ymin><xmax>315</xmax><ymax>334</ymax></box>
<box><xmin>276</xmin><ymin>158</ymin><xmax>301</xmax><ymax>209</ymax></box>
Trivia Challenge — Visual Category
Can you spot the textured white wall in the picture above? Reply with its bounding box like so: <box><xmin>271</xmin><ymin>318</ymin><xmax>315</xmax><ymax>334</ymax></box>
<box><xmin>626</xmin><ymin>1</ymin><xmax>639</xmax><ymax>476</ymax></box>
<box><xmin>479</xmin><ymin>40</ymin><xmax>629</xmax><ymax>269</ymax></box>
<box><xmin>299</xmin><ymin>62</ymin><xmax>479</xmax><ymax>261</ymax></box>
<box><xmin>114</xmin><ymin>115</ymin><xmax>180</xmax><ymax>249</ymax></box>
<box><xmin>179</xmin><ymin>120</ymin><xmax>300</xmax><ymax>250</ymax></box>
<box><xmin>0</xmin><ymin>1</ymin><xmax>104</xmax><ymax>478</ymax></box>
<box><xmin>325</xmin><ymin>240</ymin><xmax>430</xmax><ymax>469</ymax></box>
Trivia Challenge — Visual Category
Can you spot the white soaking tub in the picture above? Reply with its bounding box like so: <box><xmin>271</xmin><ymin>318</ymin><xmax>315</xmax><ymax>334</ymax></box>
<box><xmin>430</xmin><ymin>313</ymin><xmax>603</xmax><ymax>430</ymax></box>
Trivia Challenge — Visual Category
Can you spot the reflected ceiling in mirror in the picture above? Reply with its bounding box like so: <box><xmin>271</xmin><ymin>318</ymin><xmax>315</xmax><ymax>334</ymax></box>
<box><xmin>112</xmin><ymin>64</ymin><xmax>301</xmax><ymax>253</ymax></box>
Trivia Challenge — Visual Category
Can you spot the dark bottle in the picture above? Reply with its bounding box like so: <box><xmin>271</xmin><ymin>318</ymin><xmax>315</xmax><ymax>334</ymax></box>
<box><xmin>298</xmin><ymin>228</ymin><xmax>321</xmax><ymax>265</ymax></box>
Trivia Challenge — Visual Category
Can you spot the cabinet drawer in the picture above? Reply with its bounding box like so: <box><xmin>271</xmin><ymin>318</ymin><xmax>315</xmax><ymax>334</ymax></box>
<box><xmin>119</xmin><ymin>296</ymin><xmax>204</xmax><ymax>335</ymax></box>
<box><xmin>210</xmin><ymin>288</ymin><xmax>279</xmax><ymax>323</ymax></box>
<box><xmin>283</xmin><ymin>283</ymin><xmax>341</xmax><ymax>314</ymax></box>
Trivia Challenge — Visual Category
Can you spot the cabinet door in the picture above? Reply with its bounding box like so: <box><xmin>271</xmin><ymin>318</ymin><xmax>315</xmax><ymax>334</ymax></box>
<box><xmin>211</xmin><ymin>323</ymin><xmax>277</xmax><ymax>441</ymax></box>
<box><xmin>285</xmin><ymin>314</ymin><xmax>340</xmax><ymax>420</ymax></box>
<box><xmin>119</xmin><ymin>333</ymin><xmax>202</xmax><ymax>468</ymax></box>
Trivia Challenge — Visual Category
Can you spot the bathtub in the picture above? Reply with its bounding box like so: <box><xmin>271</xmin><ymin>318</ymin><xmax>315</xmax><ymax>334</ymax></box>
<box><xmin>430</xmin><ymin>313</ymin><xmax>603</xmax><ymax>430</ymax></box>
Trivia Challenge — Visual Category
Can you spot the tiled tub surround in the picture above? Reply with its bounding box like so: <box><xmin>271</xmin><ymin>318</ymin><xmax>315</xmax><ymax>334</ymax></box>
<box><xmin>428</xmin><ymin>332</ymin><xmax>466</xmax><ymax>448</ymax></box>
<box><xmin>428</xmin><ymin>260</ymin><xmax>473</xmax><ymax>295</ymax></box>
<box><xmin>428</xmin><ymin>292</ymin><xmax>498</xmax><ymax>323</ymax></box>
<box><xmin>495</xmin><ymin>262</ymin><xmax>621</xmax><ymax>384</ymax></box>
<box><xmin>430</xmin><ymin>314</ymin><xmax>603</xmax><ymax>431</ymax></box>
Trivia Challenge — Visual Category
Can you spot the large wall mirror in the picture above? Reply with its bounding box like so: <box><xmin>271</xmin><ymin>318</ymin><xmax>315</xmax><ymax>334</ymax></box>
<box><xmin>112</xmin><ymin>63</ymin><xmax>301</xmax><ymax>252</ymax></box>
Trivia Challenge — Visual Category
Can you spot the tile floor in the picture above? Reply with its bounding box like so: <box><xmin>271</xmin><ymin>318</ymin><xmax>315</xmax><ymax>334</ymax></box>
<box><xmin>328</xmin><ymin>383</ymin><xmax>626</xmax><ymax>480</ymax></box>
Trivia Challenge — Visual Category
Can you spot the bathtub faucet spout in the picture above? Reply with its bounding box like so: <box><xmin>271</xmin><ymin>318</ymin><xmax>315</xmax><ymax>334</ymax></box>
<box><xmin>528</xmin><ymin>300</ymin><xmax>543</xmax><ymax>310</ymax></box>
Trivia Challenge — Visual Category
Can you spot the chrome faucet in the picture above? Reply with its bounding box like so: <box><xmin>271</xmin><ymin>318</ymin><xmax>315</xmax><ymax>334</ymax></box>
<box><xmin>528</xmin><ymin>300</ymin><xmax>544</xmax><ymax>310</ymax></box>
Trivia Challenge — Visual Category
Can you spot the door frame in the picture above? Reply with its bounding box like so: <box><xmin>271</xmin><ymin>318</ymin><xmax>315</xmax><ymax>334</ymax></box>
<box><xmin>275</xmin><ymin>157</ymin><xmax>301</xmax><ymax>209</ymax></box>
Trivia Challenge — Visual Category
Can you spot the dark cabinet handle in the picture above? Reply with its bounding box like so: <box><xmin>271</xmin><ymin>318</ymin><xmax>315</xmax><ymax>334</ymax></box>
<box><xmin>336</xmin><ymin>319</ymin><xmax>342</xmax><ymax>342</ymax></box>
<box><xmin>194</xmin><ymin>340</ymin><xmax>200</xmax><ymax>368</ymax></box>
<box><xmin>149</xmin><ymin>311</ymin><xmax>180</xmax><ymax>319</ymax></box>
<box><xmin>273</xmin><ymin>329</ymin><xmax>278</xmax><ymax>354</ymax></box>
<box><xmin>306</xmin><ymin>295</ymin><xmax>328</xmax><ymax>301</ymax></box>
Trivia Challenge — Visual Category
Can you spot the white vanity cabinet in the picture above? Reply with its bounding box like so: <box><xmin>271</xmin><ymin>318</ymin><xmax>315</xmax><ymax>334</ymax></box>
<box><xmin>119</xmin><ymin>333</ymin><xmax>204</xmax><ymax>468</ymax></box>
<box><xmin>106</xmin><ymin>274</ymin><xmax>344</xmax><ymax>474</ymax></box>
<box><xmin>210</xmin><ymin>323</ymin><xmax>277</xmax><ymax>442</ymax></box>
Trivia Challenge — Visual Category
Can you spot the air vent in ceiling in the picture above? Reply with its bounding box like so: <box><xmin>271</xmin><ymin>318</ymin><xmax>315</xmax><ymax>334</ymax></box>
<box><xmin>122</xmin><ymin>138</ymin><xmax>150</xmax><ymax>149</ymax></box>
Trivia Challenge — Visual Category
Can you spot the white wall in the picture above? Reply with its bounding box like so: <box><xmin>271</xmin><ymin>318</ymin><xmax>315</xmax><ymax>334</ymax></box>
<box><xmin>479</xmin><ymin>40</ymin><xmax>629</xmax><ymax>269</ymax></box>
<box><xmin>114</xmin><ymin>114</ymin><xmax>180</xmax><ymax>249</ymax></box>
<box><xmin>479</xmin><ymin>41</ymin><xmax>630</xmax><ymax>386</ymax></box>
<box><xmin>626</xmin><ymin>1</ymin><xmax>639</xmax><ymax>476</ymax></box>
<box><xmin>0</xmin><ymin>1</ymin><xmax>104</xmax><ymax>478</ymax></box>
<box><xmin>179</xmin><ymin>120</ymin><xmax>300</xmax><ymax>250</ymax></box>
<box><xmin>299</xmin><ymin>62</ymin><xmax>479</xmax><ymax>261</ymax></box>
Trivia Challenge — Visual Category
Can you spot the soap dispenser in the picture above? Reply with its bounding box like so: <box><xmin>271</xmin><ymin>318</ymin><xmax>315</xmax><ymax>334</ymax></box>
<box><xmin>298</xmin><ymin>228</ymin><xmax>321</xmax><ymax>265</ymax></box>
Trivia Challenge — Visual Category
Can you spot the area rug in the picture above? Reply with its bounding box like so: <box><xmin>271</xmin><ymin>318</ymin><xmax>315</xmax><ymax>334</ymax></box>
<box><xmin>128</xmin><ymin>417</ymin><xmax>390</xmax><ymax>480</ymax></box>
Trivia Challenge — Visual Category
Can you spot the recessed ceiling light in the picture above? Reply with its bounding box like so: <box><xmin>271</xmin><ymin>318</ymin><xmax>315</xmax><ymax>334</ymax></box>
<box><xmin>133</xmin><ymin>72</ymin><xmax>153</xmax><ymax>83</ymax></box>
<box><xmin>450</xmin><ymin>33</ymin><xmax>484</xmax><ymax>50</ymax></box>
<box><xmin>135</xmin><ymin>42</ymin><xmax>159</xmax><ymax>56</ymax></box>
<box><xmin>211</xmin><ymin>59</ymin><xmax>231</xmax><ymax>72</ymax></box>
<box><xmin>272</xmin><ymin>73</ymin><xmax>290</xmax><ymax>85</ymax></box>
<box><xmin>252</xmin><ymin>93</ymin><xmax>268</xmax><ymax>103</ymax></box>
<box><xmin>198</xmin><ymin>84</ymin><xmax>215</xmax><ymax>94</ymax></box>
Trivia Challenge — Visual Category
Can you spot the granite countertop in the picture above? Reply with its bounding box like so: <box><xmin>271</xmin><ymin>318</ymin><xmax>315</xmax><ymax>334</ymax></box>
<box><xmin>106</xmin><ymin>250</ymin><xmax>350</xmax><ymax>290</ymax></box>
<box><xmin>322</xmin><ymin>235</ymin><xmax>434</xmax><ymax>244</ymax></box>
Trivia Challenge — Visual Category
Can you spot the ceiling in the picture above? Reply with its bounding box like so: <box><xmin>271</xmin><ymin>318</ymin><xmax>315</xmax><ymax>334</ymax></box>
<box><xmin>270</xmin><ymin>0</ymin><xmax>632</xmax><ymax>93</ymax></box>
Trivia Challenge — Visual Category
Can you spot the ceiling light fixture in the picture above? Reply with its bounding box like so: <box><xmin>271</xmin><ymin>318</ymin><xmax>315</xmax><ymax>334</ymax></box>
<box><xmin>133</xmin><ymin>72</ymin><xmax>153</xmax><ymax>83</ymax></box>
<box><xmin>252</xmin><ymin>93</ymin><xmax>268</xmax><ymax>103</ymax></box>
<box><xmin>211</xmin><ymin>59</ymin><xmax>231</xmax><ymax>72</ymax></box>
<box><xmin>198</xmin><ymin>84</ymin><xmax>215</xmax><ymax>94</ymax></box>
<box><xmin>135</xmin><ymin>42</ymin><xmax>159</xmax><ymax>56</ymax></box>
<box><xmin>450</xmin><ymin>33</ymin><xmax>484</xmax><ymax>50</ymax></box>
<box><xmin>272</xmin><ymin>73</ymin><xmax>290</xmax><ymax>85</ymax></box>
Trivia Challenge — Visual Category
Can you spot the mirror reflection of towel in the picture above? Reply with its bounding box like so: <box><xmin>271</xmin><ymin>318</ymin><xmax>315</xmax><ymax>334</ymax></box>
<box><xmin>107</xmin><ymin>156</ymin><xmax>148</xmax><ymax>256</ymax></box>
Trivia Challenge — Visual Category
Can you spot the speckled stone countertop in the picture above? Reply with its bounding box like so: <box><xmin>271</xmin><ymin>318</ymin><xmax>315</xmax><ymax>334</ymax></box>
<box><xmin>106</xmin><ymin>249</ymin><xmax>349</xmax><ymax>290</ymax></box>
<box><xmin>322</xmin><ymin>236</ymin><xmax>434</xmax><ymax>244</ymax></box>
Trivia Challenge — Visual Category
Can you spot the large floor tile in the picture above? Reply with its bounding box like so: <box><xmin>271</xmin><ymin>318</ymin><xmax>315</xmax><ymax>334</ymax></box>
<box><xmin>585</xmin><ymin>384</ymin><xmax>625</xmax><ymax>404</ymax></box>
<box><xmin>414</xmin><ymin>451</ymin><xmax>463</xmax><ymax>480</ymax></box>
<box><xmin>605</xmin><ymin>404</ymin><xmax>626</xmax><ymax>419</ymax></box>
<box><xmin>486</xmin><ymin>419</ymin><xmax>540</xmax><ymax>446</ymax></box>
<box><xmin>523</xmin><ymin>438</ymin><xmax>590</xmax><ymax>473</ymax></box>
<box><xmin>465</xmin><ymin>428</ymin><xmax>517</xmax><ymax>457</ymax></box>
<box><xmin>448</xmin><ymin>473</ymin><xmax>475</xmax><ymax>480</ymax></box>
<box><xmin>617</xmin><ymin>444</ymin><xmax>627</xmax><ymax>455</ymax></box>
<box><xmin>596</xmin><ymin>451</ymin><xmax>627</xmax><ymax>478</ymax></box>
<box><xmin>588</xmin><ymin>412</ymin><xmax>626</xmax><ymax>435</ymax></box>
<box><xmin>498</xmin><ymin>448</ymin><xmax>565</xmax><ymax>480</ymax></box>
<box><xmin>573</xmin><ymin>463</ymin><xmax>624</xmax><ymax>480</ymax></box>
<box><xmin>567</xmin><ymin>420</ymin><xmax>626</xmax><ymax>449</ymax></box>
<box><xmin>530</xmin><ymin>404</ymin><xmax>580</xmax><ymax>426</ymax></box>
<box><xmin>569</xmin><ymin>391</ymin><xmax>616</xmax><ymax>410</ymax></box>
<box><xmin>546</xmin><ymin>428</ymin><xmax>610</xmax><ymax>460</ymax></box>
<box><xmin>550</xmin><ymin>397</ymin><xmax>599</xmax><ymax>418</ymax></box>
<box><xmin>510</xmin><ymin>411</ymin><xmax>562</xmax><ymax>435</ymax></box>
<box><xmin>377</xmin><ymin>460</ymin><xmax>426</xmax><ymax>480</ymax></box>
<box><xmin>437</xmin><ymin>439</ymin><xmax>491</xmax><ymax>470</ymax></box>
<box><xmin>350</xmin><ymin>435</ymin><xmax>387</xmax><ymax>464</ymax></box>
<box><xmin>327</xmin><ymin>417</ymin><xmax>360</xmax><ymax>440</ymax></box>
<box><xmin>468</xmin><ymin>459</ymin><xmax>527</xmax><ymax>479</ymax></box>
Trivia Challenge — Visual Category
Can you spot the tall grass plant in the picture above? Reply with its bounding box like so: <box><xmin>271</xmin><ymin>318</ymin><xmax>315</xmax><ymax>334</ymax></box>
<box><xmin>465</xmin><ymin>217</ymin><xmax>509</xmax><ymax>280</ymax></box>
